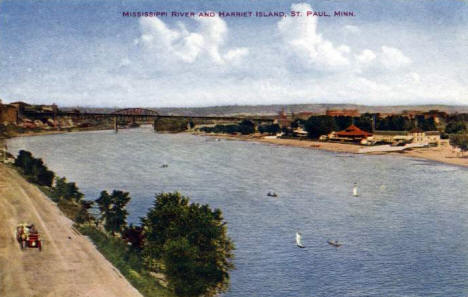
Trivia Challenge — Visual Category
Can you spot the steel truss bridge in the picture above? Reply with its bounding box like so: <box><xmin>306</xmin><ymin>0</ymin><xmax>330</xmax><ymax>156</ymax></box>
<box><xmin>60</xmin><ymin>108</ymin><xmax>274</xmax><ymax>124</ymax></box>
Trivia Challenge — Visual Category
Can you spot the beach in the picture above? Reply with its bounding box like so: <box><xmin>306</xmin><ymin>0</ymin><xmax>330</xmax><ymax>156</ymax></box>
<box><xmin>403</xmin><ymin>146</ymin><xmax>468</xmax><ymax>167</ymax></box>
<box><xmin>198</xmin><ymin>133</ymin><xmax>468</xmax><ymax>168</ymax></box>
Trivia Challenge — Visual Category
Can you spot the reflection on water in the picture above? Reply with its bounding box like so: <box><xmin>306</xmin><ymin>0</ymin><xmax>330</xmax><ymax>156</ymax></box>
<box><xmin>7</xmin><ymin>128</ymin><xmax>468</xmax><ymax>297</ymax></box>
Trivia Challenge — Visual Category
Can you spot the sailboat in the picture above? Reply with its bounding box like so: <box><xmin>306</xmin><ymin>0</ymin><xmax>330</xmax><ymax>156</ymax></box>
<box><xmin>296</xmin><ymin>232</ymin><xmax>305</xmax><ymax>248</ymax></box>
<box><xmin>353</xmin><ymin>183</ymin><xmax>359</xmax><ymax>197</ymax></box>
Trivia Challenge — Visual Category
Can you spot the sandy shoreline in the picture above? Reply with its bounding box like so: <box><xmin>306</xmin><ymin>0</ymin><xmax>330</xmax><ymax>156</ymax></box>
<box><xmin>197</xmin><ymin>133</ymin><xmax>468</xmax><ymax>168</ymax></box>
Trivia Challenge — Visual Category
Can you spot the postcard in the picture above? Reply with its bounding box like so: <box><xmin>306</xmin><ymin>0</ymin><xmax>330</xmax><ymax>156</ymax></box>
<box><xmin>1</xmin><ymin>1</ymin><xmax>467</xmax><ymax>296</ymax></box>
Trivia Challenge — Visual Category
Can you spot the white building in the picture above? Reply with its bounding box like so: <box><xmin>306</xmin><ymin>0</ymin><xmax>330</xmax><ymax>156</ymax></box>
<box><xmin>365</xmin><ymin>129</ymin><xmax>441</xmax><ymax>146</ymax></box>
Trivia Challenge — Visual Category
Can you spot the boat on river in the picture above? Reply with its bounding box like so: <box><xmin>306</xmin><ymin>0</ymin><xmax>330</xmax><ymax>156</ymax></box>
<box><xmin>353</xmin><ymin>183</ymin><xmax>358</xmax><ymax>197</ymax></box>
<box><xmin>327</xmin><ymin>240</ymin><xmax>342</xmax><ymax>247</ymax></box>
<box><xmin>296</xmin><ymin>232</ymin><xmax>305</xmax><ymax>248</ymax></box>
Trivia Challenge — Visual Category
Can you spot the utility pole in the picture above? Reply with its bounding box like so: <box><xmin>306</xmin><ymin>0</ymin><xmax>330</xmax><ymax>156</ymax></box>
<box><xmin>114</xmin><ymin>116</ymin><xmax>118</xmax><ymax>133</ymax></box>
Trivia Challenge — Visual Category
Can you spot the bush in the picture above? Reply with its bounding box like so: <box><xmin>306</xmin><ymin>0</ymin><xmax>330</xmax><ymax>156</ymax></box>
<box><xmin>78</xmin><ymin>225</ymin><xmax>174</xmax><ymax>297</ymax></box>
<box><xmin>123</xmin><ymin>225</ymin><xmax>145</xmax><ymax>250</ymax></box>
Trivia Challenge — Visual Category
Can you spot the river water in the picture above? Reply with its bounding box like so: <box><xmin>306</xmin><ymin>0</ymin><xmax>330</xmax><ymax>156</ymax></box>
<box><xmin>6</xmin><ymin>127</ymin><xmax>468</xmax><ymax>297</ymax></box>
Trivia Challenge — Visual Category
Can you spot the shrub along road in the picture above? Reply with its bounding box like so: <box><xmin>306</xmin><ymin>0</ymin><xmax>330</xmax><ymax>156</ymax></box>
<box><xmin>0</xmin><ymin>163</ymin><xmax>142</xmax><ymax>297</ymax></box>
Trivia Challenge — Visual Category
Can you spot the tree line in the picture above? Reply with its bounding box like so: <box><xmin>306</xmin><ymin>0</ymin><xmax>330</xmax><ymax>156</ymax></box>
<box><xmin>301</xmin><ymin>114</ymin><xmax>440</xmax><ymax>139</ymax></box>
<box><xmin>14</xmin><ymin>150</ymin><xmax>55</xmax><ymax>187</ymax></box>
<box><xmin>13</xmin><ymin>150</ymin><xmax>234</xmax><ymax>297</ymax></box>
<box><xmin>198</xmin><ymin>119</ymin><xmax>255</xmax><ymax>135</ymax></box>
<box><xmin>14</xmin><ymin>150</ymin><xmax>93</xmax><ymax>224</ymax></box>
<box><xmin>198</xmin><ymin>114</ymin><xmax>442</xmax><ymax>138</ymax></box>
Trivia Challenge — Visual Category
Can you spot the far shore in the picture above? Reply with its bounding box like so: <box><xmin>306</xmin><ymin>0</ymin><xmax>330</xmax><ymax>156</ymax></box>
<box><xmin>2</xmin><ymin>126</ymin><xmax>118</xmax><ymax>139</ymax></box>
<box><xmin>196</xmin><ymin>133</ymin><xmax>468</xmax><ymax>168</ymax></box>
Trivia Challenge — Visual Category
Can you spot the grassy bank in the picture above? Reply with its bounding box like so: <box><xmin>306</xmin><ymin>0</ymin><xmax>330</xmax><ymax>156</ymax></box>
<box><xmin>77</xmin><ymin>225</ymin><xmax>174</xmax><ymax>297</ymax></box>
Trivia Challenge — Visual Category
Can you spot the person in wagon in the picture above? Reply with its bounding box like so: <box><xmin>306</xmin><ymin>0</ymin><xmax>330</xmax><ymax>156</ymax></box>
<box><xmin>28</xmin><ymin>224</ymin><xmax>38</xmax><ymax>235</ymax></box>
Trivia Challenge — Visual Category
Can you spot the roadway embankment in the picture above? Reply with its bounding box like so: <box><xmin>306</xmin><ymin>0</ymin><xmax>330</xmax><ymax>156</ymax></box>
<box><xmin>0</xmin><ymin>163</ymin><xmax>142</xmax><ymax>297</ymax></box>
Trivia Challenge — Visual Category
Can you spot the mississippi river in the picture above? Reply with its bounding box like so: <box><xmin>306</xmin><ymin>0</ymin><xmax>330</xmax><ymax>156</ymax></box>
<box><xmin>7</xmin><ymin>127</ymin><xmax>468</xmax><ymax>297</ymax></box>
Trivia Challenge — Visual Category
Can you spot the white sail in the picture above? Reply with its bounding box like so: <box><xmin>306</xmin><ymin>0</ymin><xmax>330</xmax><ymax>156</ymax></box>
<box><xmin>296</xmin><ymin>232</ymin><xmax>304</xmax><ymax>247</ymax></box>
<box><xmin>353</xmin><ymin>185</ymin><xmax>358</xmax><ymax>197</ymax></box>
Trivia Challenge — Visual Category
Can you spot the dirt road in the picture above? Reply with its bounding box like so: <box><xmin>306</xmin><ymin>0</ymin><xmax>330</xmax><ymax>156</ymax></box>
<box><xmin>0</xmin><ymin>164</ymin><xmax>142</xmax><ymax>297</ymax></box>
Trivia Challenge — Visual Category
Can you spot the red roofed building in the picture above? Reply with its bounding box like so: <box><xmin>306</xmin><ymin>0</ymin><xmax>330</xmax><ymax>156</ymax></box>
<box><xmin>335</xmin><ymin>124</ymin><xmax>372</xmax><ymax>141</ymax></box>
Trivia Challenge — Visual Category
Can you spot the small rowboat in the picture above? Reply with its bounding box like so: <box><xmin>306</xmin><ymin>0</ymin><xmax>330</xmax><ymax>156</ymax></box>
<box><xmin>327</xmin><ymin>240</ymin><xmax>342</xmax><ymax>247</ymax></box>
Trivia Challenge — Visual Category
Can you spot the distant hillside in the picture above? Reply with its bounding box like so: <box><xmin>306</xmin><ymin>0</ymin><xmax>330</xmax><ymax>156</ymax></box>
<box><xmin>61</xmin><ymin>104</ymin><xmax>468</xmax><ymax>116</ymax></box>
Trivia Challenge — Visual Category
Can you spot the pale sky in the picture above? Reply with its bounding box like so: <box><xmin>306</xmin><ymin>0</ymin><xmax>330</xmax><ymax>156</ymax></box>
<box><xmin>0</xmin><ymin>0</ymin><xmax>467</xmax><ymax>107</ymax></box>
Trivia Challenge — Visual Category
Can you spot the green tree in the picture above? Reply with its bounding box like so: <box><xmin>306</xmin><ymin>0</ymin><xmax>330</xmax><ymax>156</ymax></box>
<box><xmin>51</xmin><ymin>177</ymin><xmax>67</xmax><ymax>200</ymax></box>
<box><xmin>334</xmin><ymin>116</ymin><xmax>352</xmax><ymax>131</ymax></box>
<box><xmin>416</xmin><ymin>115</ymin><xmax>437</xmax><ymax>131</ymax></box>
<box><xmin>96</xmin><ymin>190</ymin><xmax>131</xmax><ymax>235</ymax></box>
<box><xmin>143</xmin><ymin>192</ymin><xmax>234</xmax><ymax>297</ymax></box>
<box><xmin>14</xmin><ymin>150</ymin><xmax>54</xmax><ymax>187</ymax></box>
<box><xmin>63</xmin><ymin>181</ymin><xmax>83</xmax><ymax>201</ymax></box>
<box><xmin>258</xmin><ymin>123</ymin><xmax>281</xmax><ymax>135</ymax></box>
<box><xmin>143</xmin><ymin>192</ymin><xmax>190</xmax><ymax>257</ymax></box>
<box><xmin>163</xmin><ymin>238</ymin><xmax>204</xmax><ymax>297</ymax></box>
<box><xmin>51</xmin><ymin>177</ymin><xmax>83</xmax><ymax>201</ymax></box>
<box><xmin>238</xmin><ymin>120</ymin><xmax>255</xmax><ymax>135</ymax></box>
<box><xmin>33</xmin><ymin>161</ymin><xmax>55</xmax><ymax>187</ymax></box>
<box><xmin>14</xmin><ymin>150</ymin><xmax>34</xmax><ymax>173</ymax></box>
<box><xmin>75</xmin><ymin>200</ymin><xmax>95</xmax><ymax>224</ymax></box>
<box><xmin>355</xmin><ymin>114</ymin><xmax>374</xmax><ymax>132</ymax></box>
<box><xmin>445</xmin><ymin>121</ymin><xmax>466</xmax><ymax>134</ymax></box>
<box><xmin>30</xmin><ymin>158</ymin><xmax>45</xmax><ymax>178</ymax></box>
<box><xmin>96</xmin><ymin>190</ymin><xmax>112</xmax><ymax>214</ymax></box>
<box><xmin>376</xmin><ymin>115</ymin><xmax>414</xmax><ymax>131</ymax></box>
<box><xmin>304</xmin><ymin>116</ymin><xmax>337</xmax><ymax>139</ymax></box>
<box><xmin>450</xmin><ymin>134</ymin><xmax>468</xmax><ymax>155</ymax></box>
